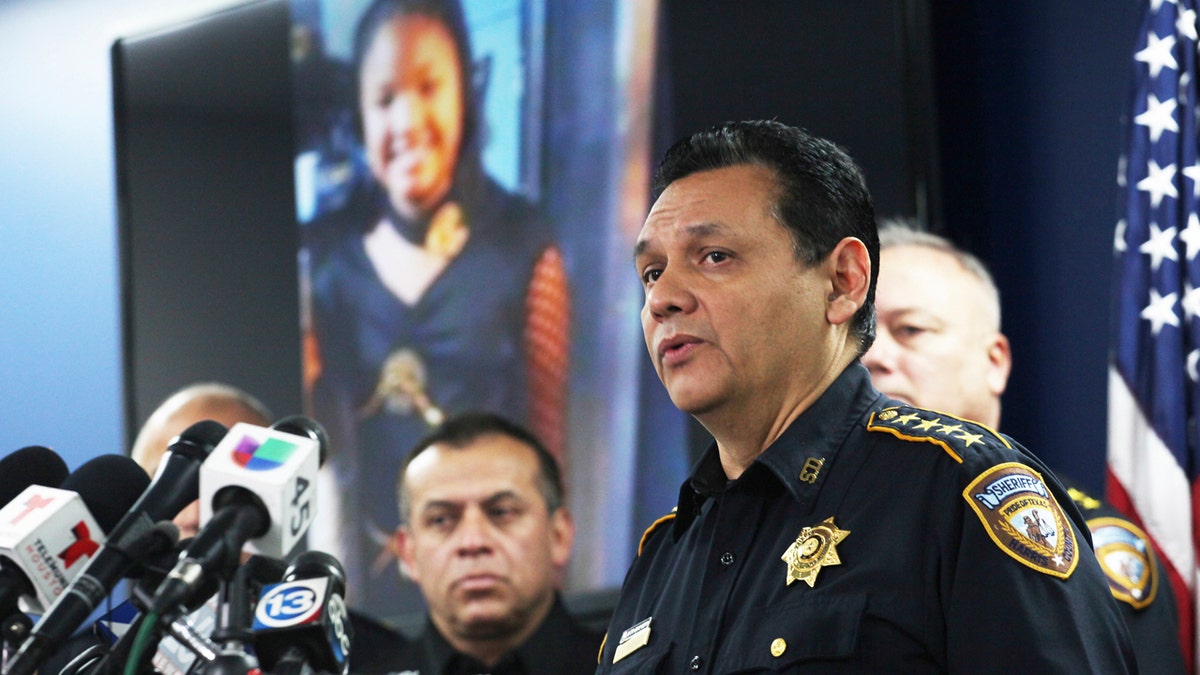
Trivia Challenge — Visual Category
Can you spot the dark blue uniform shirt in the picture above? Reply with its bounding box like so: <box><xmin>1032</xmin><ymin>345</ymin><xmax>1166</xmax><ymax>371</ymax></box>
<box><xmin>1066</xmin><ymin>482</ymin><xmax>1186</xmax><ymax>674</ymax></box>
<box><xmin>598</xmin><ymin>363</ymin><xmax>1136</xmax><ymax>673</ymax></box>
<box><xmin>351</xmin><ymin>594</ymin><xmax>602</xmax><ymax>674</ymax></box>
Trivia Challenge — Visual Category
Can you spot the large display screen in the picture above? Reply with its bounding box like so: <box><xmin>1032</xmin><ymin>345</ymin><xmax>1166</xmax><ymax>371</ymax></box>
<box><xmin>288</xmin><ymin>0</ymin><xmax>672</xmax><ymax>619</ymax></box>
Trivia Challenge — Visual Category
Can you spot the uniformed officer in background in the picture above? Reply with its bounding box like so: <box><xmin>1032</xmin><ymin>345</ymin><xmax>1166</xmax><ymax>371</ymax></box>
<box><xmin>863</xmin><ymin>221</ymin><xmax>1185</xmax><ymax>674</ymax></box>
<box><xmin>598</xmin><ymin>119</ymin><xmax>1135</xmax><ymax>672</ymax></box>
<box><xmin>352</xmin><ymin>411</ymin><xmax>602</xmax><ymax>673</ymax></box>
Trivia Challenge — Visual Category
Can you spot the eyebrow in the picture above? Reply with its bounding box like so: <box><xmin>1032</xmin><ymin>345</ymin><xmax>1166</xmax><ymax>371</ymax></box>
<box><xmin>419</xmin><ymin>490</ymin><xmax>522</xmax><ymax>513</ymax></box>
<box><xmin>633</xmin><ymin>222</ymin><xmax>726</xmax><ymax>260</ymax></box>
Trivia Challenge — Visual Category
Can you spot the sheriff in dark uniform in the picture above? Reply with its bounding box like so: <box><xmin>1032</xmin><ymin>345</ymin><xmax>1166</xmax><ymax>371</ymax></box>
<box><xmin>865</xmin><ymin>222</ymin><xmax>1185</xmax><ymax>673</ymax></box>
<box><xmin>602</xmin><ymin>120</ymin><xmax>1135</xmax><ymax>672</ymax></box>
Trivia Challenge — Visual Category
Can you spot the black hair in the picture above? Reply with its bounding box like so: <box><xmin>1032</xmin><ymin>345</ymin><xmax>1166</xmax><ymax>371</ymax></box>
<box><xmin>654</xmin><ymin>120</ymin><xmax>879</xmax><ymax>353</ymax></box>
<box><xmin>351</xmin><ymin>0</ymin><xmax>484</xmax><ymax>200</ymax></box>
<box><xmin>397</xmin><ymin>411</ymin><xmax>564</xmax><ymax>523</ymax></box>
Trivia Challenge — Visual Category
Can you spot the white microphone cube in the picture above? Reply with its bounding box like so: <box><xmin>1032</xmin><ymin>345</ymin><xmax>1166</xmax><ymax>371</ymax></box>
<box><xmin>0</xmin><ymin>486</ymin><xmax>106</xmax><ymax>611</ymax></box>
<box><xmin>199</xmin><ymin>423</ymin><xmax>320</xmax><ymax>557</ymax></box>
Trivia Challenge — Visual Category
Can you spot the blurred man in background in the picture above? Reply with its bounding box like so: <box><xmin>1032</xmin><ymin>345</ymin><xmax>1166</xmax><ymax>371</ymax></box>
<box><xmin>130</xmin><ymin>382</ymin><xmax>272</xmax><ymax>538</ymax></box>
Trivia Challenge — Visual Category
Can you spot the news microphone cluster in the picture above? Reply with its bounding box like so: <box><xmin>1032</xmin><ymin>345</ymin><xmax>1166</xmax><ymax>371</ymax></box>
<box><xmin>2</xmin><ymin>421</ymin><xmax>226</xmax><ymax>675</ymax></box>
<box><xmin>0</xmin><ymin>450</ymin><xmax>150</xmax><ymax>651</ymax></box>
<box><xmin>1</xmin><ymin>416</ymin><xmax>350</xmax><ymax>675</ymax></box>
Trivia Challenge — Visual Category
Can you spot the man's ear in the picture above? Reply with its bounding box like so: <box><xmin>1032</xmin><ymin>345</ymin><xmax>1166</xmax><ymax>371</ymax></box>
<box><xmin>826</xmin><ymin>237</ymin><xmax>871</xmax><ymax>326</ymax></box>
<box><xmin>549</xmin><ymin>507</ymin><xmax>576</xmax><ymax>571</ymax></box>
<box><xmin>986</xmin><ymin>332</ymin><xmax>1012</xmax><ymax>396</ymax></box>
<box><xmin>395</xmin><ymin>526</ymin><xmax>419</xmax><ymax>582</ymax></box>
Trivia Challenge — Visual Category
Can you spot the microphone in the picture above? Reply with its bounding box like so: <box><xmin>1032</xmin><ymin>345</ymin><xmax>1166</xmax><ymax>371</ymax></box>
<box><xmin>0</xmin><ymin>445</ymin><xmax>71</xmax><ymax>622</ymax></box>
<box><xmin>0</xmin><ymin>455</ymin><xmax>149</xmax><ymax>616</ymax></box>
<box><xmin>0</xmin><ymin>446</ymin><xmax>68</xmax><ymax>509</ymax></box>
<box><xmin>3</xmin><ymin>421</ymin><xmax>226</xmax><ymax>675</ymax></box>
<box><xmin>148</xmin><ymin>420</ymin><xmax>323</xmax><ymax>617</ymax></box>
<box><xmin>270</xmin><ymin>414</ymin><xmax>330</xmax><ymax>466</ymax></box>
<box><xmin>251</xmin><ymin>551</ymin><xmax>352</xmax><ymax>675</ymax></box>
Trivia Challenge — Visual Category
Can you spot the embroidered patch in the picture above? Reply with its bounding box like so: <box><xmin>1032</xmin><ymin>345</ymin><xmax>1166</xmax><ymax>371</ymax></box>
<box><xmin>963</xmin><ymin>463</ymin><xmax>1077</xmax><ymax>578</ymax></box>
<box><xmin>868</xmin><ymin>406</ymin><xmax>1009</xmax><ymax>464</ymax></box>
<box><xmin>1089</xmin><ymin>517</ymin><xmax>1158</xmax><ymax>609</ymax></box>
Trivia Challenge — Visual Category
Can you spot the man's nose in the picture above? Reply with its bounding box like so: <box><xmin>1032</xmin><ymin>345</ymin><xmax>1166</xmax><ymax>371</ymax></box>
<box><xmin>644</xmin><ymin>266</ymin><xmax>697</xmax><ymax>320</ymax></box>
<box><xmin>453</xmin><ymin>506</ymin><xmax>494</xmax><ymax>556</ymax></box>
<box><xmin>862</xmin><ymin>329</ymin><xmax>898</xmax><ymax>375</ymax></box>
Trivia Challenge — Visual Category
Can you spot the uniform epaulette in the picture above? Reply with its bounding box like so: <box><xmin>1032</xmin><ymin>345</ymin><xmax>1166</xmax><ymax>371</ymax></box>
<box><xmin>866</xmin><ymin>405</ymin><xmax>1011</xmax><ymax>464</ymax></box>
<box><xmin>637</xmin><ymin>508</ymin><xmax>677</xmax><ymax>556</ymax></box>
<box><xmin>1067</xmin><ymin>486</ymin><xmax>1105</xmax><ymax>512</ymax></box>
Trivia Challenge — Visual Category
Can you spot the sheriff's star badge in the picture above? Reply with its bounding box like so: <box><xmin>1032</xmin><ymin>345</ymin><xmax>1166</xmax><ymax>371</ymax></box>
<box><xmin>781</xmin><ymin>516</ymin><xmax>850</xmax><ymax>587</ymax></box>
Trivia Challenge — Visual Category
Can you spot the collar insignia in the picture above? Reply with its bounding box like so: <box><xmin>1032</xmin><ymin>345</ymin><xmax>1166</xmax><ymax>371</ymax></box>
<box><xmin>964</xmin><ymin>462</ymin><xmax>1078</xmax><ymax>578</ymax></box>
<box><xmin>781</xmin><ymin>516</ymin><xmax>849</xmax><ymax>587</ymax></box>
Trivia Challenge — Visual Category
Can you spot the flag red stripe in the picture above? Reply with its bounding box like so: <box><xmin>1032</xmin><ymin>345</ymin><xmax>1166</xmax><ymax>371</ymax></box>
<box><xmin>1108</xmin><ymin>467</ymin><xmax>1194</xmax><ymax>668</ymax></box>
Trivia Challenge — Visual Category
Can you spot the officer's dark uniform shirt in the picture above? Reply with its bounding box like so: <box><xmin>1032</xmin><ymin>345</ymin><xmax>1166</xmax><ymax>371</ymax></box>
<box><xmin>349</xmin><ymin>609</ymin><xmax>411</xmax><ymax>673</ymax></box>
<box><xmin>1066</xmin><ymin>482</ymin><xmax>1186</xmax><ymax>673</ymax></box>
<box><xmin>351</xmin><ymin>594</ymin><xmax>602</xmax><ymax>674</ymax></box>
<box><xmin>597</xmin><ymin>363</ymin><xmax>1136</xmax><ymax>673</ymax></box>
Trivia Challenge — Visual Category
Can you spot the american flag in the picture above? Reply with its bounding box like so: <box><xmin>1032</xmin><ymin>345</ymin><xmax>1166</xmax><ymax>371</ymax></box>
<box><xmin>1109</xmin><ymin>0</ymin><xmax>1200</xmax><ymax>670</ymax></box>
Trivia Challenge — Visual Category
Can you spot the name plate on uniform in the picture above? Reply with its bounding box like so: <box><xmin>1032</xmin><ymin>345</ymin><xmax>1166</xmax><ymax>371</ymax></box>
<box><xmin>613</xmin><ymin>617</ymin><xmax>652</xmax><ymax>663</ymax></box>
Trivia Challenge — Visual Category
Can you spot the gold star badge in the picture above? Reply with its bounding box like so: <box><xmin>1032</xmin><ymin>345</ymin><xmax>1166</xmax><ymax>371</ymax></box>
<box><xmin>781</xmin><ymin>517</ymin><xmax>850</xmax><ymax>587</ymax></box>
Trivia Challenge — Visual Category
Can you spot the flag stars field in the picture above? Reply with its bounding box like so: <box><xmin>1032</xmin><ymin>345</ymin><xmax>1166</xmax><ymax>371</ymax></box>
<box><xmin>1110</xmin><ymin>0</ymin><xmax>1200</xmax><ymax>669</ymax></box>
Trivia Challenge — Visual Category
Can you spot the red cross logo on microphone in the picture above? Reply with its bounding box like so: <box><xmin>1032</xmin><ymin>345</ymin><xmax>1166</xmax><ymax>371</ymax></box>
<box><xmin>11</xmin><ymin>494</ymin><xmax>54</xmax><ymax>525</ymax></box>
<box><xmin>57</xmin><ymin>522</ymin><xmax>100</xmax><ymax>568</ymax></box>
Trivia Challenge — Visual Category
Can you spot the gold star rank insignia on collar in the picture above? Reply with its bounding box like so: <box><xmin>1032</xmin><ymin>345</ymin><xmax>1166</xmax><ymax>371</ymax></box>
<box><xmin>781</xmin><ymin>516</ymin><xmax>850</xmax><ymax>587</ymax></box>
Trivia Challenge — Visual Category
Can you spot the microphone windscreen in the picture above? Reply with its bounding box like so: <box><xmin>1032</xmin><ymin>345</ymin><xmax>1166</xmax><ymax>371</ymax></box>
<box><xmin>0</xmin><ymin>446</ymin><xmax>68</xmax><ymax>507</ymax></box>
<box><xmin>169</xmin><ymin>420</ymin><xmax>229</xmax><ymax>462</ymax></box>
<box><xmin>270</xmin><ymin>415</ymin><xmax>329</xmax><ymax>466</ymax></box>
<box><xmin>60</xmin><ymin>455</ymin><xmax>151</xmax><ymax>533</ymax></box>
<box><xmin>284</xmin><ymin>550</ymin><xmax>346</xmax><ymax>594</ymax></box>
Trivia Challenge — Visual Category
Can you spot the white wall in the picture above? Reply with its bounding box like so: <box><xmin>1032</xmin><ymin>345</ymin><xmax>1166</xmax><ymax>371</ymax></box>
<box><xmin>0</xmin><ymin>0</ymin><xmax>247</xmax><ymax>468</ymax></box>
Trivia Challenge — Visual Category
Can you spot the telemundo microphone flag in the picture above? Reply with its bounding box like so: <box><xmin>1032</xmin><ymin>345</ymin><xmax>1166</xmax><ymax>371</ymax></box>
<box><xmin>1108</xmin><ymin>0</ymin><xmax>1200</xmax><ymax>670</ymax></box>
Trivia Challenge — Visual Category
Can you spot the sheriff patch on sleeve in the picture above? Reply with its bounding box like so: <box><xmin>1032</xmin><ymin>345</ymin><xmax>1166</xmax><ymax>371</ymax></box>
<box><xmin>963</xmin><ymin>462</ymin><xmax>1078</xmax><ymax>579</ymax></box>
<box><xmin>1088</xmin><ymin>517</ymin><xmax>1158</xmax><ymax>609</ymax></box>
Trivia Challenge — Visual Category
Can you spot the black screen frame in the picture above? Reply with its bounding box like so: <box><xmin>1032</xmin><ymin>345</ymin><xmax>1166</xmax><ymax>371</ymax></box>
<box><xmin>113</xmin><ymin>0</ymin><xmax>303</xmax><ymax>440</ymax></box>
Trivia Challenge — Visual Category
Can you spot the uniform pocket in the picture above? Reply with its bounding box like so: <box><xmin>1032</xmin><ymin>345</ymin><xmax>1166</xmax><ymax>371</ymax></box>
<box><xmin>718</xmin><ymin>592</ymin><xmax>867</xmax><ymax>673</ymax></box>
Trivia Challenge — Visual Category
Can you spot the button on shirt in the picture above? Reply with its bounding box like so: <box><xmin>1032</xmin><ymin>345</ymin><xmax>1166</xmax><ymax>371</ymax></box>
<box><xmin>597</xmin><ymin>363</ymin><xmax>1135</xmax><ymax>673</ymax></box>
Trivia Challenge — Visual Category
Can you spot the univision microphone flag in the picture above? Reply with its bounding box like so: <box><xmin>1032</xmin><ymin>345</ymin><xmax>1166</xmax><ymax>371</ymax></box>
<box><xmin>1108</xmin><ymin>0</ymin><xmax>1200</xmax><ymax>670</ymax></box>
<box><xmin>199</xmin><ymin>422</ymin><xmax>320</xmax><ymax>557</ymax></box>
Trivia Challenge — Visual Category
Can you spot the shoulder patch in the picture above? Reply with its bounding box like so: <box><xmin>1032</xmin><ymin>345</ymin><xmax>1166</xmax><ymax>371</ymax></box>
<box><xmin>963</xmin><ymin>462</ymin><xmax>1078</xmax><ymax>579</ymax></box>
<box><xmin>1088</xmin><ymin>517</ymin><xmax>1158</xmax><ymax>609</ymax></box>
<box><xmin>867</xmin><ymin>406</ymin><xmax>1010</xmax><ymax>463</ymax></box>
<box><xmin>638</xmin><ymin>509</ymin><xmax>677</xmax><ymax>557</ymax></box>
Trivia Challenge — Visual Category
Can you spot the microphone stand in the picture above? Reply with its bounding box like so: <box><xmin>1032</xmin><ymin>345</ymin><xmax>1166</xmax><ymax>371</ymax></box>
<box><xmin>1</xmin><ymin>611</ymin><xmax>32</xmax><ymax>672</ymax></box>
<box><xmin>204</xmin><ymin>573</ymin><xmax>257</xmax><ymax>675</ymax></box>
<box><xmin>203</xmin><ymin>556</ymin><xmax>287</xmax><ymax>675</ymax></box>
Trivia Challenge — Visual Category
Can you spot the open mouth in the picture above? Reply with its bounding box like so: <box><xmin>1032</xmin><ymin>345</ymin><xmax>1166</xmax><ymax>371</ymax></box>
<box><xmin>658</xmin><ymin>334</ymin><xmax>702</xmax><ymax>364</ymax></box>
